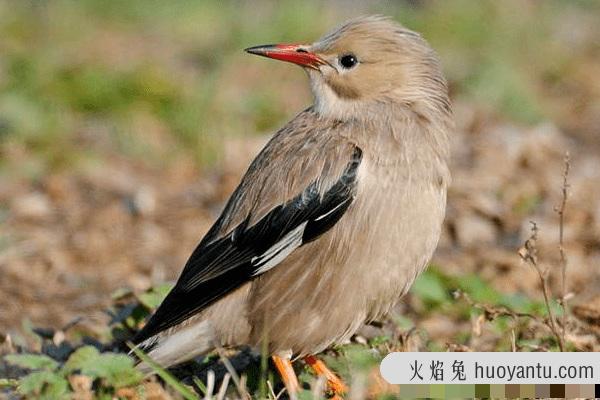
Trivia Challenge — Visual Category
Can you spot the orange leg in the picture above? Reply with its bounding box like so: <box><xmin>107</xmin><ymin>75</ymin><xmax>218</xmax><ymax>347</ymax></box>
<box><xmin>272</xmin><ymin>354</ymin><xmax>299</xmax><ymax>399</ymax></box>
<box><xmin>304</xmin><ymin>355</ymin><xmax>347</xmax><ymax>398</ymax></box>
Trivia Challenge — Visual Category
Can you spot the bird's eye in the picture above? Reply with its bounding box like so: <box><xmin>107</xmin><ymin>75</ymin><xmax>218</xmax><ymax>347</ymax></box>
<box><xmin>339</xmin><ymin>54</ymin><xmax>358</xmax><ymax>69</ymax></box>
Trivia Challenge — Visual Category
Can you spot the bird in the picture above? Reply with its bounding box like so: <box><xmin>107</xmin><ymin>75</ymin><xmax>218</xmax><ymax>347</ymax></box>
<box><xmin>132</xmin><ymin>15</ymin><xmax>452</xmax><ymax>398</ymax></box>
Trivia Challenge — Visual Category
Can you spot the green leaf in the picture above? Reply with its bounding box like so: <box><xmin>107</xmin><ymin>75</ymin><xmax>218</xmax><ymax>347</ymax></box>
<box><xmin>298</xmin><ymin>389</ymin><xmax>318</xmax><ymax>400</ymax></box>
<box><xmin>393</xmin><ymin>315</ymin><xmax>415</xmax><ymax>330</ymax></box>
<box><xmin>63</xmin><ymin>346</ymin><xmax>101</xmax><ymax>373</ymax></box>
<box><xmin>412</xmin><ymin>271</ymin><xmax>449</xmax><ymax>305</ymax></box>
<box><xmin>91</xmin><ymin>353</ymin><xmax>143</xmax><ymax>387</ymax></box>
<box><xmin>64</xmin><ymin>346</ymin><xmax>142</xmax><ymax>388</ymax></box>
<box><xmin>4</xmin><ymin>354</ymin><xmax>59</xmax><ymax>371</ymax></box>
<box><xmin>19</xmin><ymin>371</ymin><xmax>69</xmax><ymax>399</ymax></box>
<box><xmin>369</xmin><ymin>335</ymin><xmax>391</xmax><ymax>347</ymax></box>
<box><xmin>137</xmin><ymin>283</ymin><xmax>173</xmax><ymax>309</ymax></box>
<box><xmin>343</xmin><ymin>345</ymin><xmax>381</xmax><ymax>371</ymax></box>
<box><xmin>458</xmin><ymin>274</ymin><xmax>501</xmax><ymax>304</ymax></box>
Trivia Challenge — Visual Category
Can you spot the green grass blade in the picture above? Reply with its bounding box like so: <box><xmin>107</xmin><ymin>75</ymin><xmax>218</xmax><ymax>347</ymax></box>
<box><xmin>127</xmin><ymin>342</ymin><xmax>198</xmax><ymax>400</ymax></box>
<box><xmin>0</xmin><ymin>378</ymin><xmax>19</xmax><ymax>389</ymax></box>
<box><xmin>192</xmin><ymin>376</ymin><xmax>207</xmax><ymax>396</ymax></box>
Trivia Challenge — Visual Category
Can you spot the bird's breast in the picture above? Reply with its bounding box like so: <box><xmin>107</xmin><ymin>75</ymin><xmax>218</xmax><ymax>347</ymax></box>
<box><xmin>338</xmin><ymin>154</ymin><xmax>448</xmax><ymax>318</ymax></box>
<box><xmin>246</xmin><ymin>149</ymin><xmax>448</xmax><ymax>355</ymax></box>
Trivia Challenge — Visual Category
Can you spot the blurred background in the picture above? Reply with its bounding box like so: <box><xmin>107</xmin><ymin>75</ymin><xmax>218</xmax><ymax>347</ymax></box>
<box><xmin>1</xmin><ymin>0</ymin><xmax>599</xmax><ymax>352</ymax></box>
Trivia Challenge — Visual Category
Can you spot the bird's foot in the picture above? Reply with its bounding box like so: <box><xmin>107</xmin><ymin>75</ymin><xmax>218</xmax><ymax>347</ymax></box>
<box><xmin>272</xmin><ymin>354</ymin><xmax>299</xmax><ymax>400</ymax></box>
<box><xmin>304</xmin><ymin>355</ymin><xmax>347</xmax><ymax>398</ymax></box>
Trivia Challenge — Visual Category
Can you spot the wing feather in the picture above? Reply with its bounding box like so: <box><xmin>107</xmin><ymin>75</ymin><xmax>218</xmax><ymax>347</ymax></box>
<box><xmin>134</xmin><ymin>109</ymin><xmax>362</xmax><ymax>343</ymax></box>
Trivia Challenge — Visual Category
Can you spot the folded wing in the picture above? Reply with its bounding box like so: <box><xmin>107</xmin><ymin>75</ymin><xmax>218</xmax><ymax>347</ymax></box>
<box><xmin>134</xmin><ymin>109</ymin><xmax>362</xmax><ymax>345</ymax></box>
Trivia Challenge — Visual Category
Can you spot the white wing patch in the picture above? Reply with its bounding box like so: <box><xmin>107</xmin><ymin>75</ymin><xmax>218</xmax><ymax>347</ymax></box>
<box><xmin>314</xmin><ymin>198</ymin><xmax>351</xmax><ymax>221</ymax></box>
<box><xmin>251</xmin><ymin>221</ymin><xmax>307</xmax><ymax>275</ymax></box>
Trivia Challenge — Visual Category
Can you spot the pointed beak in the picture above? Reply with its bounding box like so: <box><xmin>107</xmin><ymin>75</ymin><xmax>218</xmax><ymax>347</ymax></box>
<box><xmin>245</xmin><ymin>43</ymin><xmax>326</xmax><ymax>70</ymax></box>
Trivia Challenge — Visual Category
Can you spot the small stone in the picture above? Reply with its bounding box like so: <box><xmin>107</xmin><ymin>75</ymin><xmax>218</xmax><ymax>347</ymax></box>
<box><xmin>52</xmin><ymin>330</ymin><xmax>65</xmax><ymax>346</ymax></box>
<box><xmin>69</xmin><ymin>374</ymin><xmax>93</xmax><ymax>400</ymax></box>
<box><xmin>354</xmin><ymin>335</ymin><xmax>368</xmax><ymax>345</ymax></box>
<box><xmin>11</xmin><ymin>192</ymin><xmax>52</xmax><ymax>220</ymax></box>
<box><xmin>133</xmin><ymin>186</ymin><xmax>157</xmax><ymax>216</ymax></box>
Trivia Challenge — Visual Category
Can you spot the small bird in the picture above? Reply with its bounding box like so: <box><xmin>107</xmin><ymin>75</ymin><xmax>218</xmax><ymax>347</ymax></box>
<box><xmin>133</xmin><ymin>15</ymin><xmax>452</xmax><ymax>397</ymax></box>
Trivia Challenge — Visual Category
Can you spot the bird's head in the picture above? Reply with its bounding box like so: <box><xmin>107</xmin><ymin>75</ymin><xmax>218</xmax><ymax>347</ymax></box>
<box><xmin>246</xmin><ymin>15</ymin><xmax>451</xmax><ymax>123</ymax></box>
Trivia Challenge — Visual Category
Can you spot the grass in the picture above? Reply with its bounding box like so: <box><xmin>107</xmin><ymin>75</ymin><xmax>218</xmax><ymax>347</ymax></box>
<box><xmin>4</xmin><ymin>347</ymin><xmax>143</xmax><ymax>399</ymax></box>
<box><xmin>129</xmin><ymin>345</ymin><xmax>197</xmax><ymax>400</ymax></box>
<box><xmin>1</xmin><ymin>264</ymin><xmax>572</xmax><ymax>399</ymax></box>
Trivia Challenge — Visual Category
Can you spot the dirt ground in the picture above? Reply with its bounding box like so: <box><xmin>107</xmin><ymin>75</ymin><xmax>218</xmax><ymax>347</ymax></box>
<box><xmin>2</xmin><ymin>98</ymin><xmax>599</xmax><ymax>350</ymax></box>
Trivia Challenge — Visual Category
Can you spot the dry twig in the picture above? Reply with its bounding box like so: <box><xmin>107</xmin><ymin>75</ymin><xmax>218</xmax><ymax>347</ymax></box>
<box><xmin>518</xmin><ymin>222</ymin><xmax>564</xmax><ymax>351</ymax></box>
<box><xmin>454</xmin><ymin>290</ymin><xmax>536</xmax><ymax>351</ymax></box>
<box><xmin>454</xmin><ymin>290</ymin><xmax>536</xmax><ymax>322</ymax></box>
<box><xmin>267</xmin><ymin>379</ymin><xmax>285</xmax><ymax>400</ymax></box>
<box><xmin>554</xmin><ymin>152</ymin><xmax>570</xmax><ymax>349</ymax></box>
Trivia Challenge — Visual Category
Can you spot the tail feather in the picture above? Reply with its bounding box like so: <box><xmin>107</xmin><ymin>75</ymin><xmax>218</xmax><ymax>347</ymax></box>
<box><xmin>132</xmin><ymin>319</ymin><xmax>214</xmax><ymax>374</ymax></box>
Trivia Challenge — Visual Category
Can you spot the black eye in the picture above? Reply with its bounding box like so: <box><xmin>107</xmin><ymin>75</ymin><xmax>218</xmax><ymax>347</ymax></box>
<box><xmin>339</xmin><ymin>54</ymin><xmax>358</xmax><ymax>69</ymax></box>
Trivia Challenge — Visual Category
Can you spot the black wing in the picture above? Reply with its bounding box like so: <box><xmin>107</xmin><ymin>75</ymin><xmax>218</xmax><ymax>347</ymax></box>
<box><xmin>133</xmin><ymin>147</ymin><xmax>362</xmax><ymax>344</ymax></box>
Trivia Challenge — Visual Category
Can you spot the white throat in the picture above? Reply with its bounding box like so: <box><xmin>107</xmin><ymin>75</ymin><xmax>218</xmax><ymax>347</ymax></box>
<box><xmin>309</xmin><ymin>73</ymin><xmax>361</xmax><ymax>121</ymax></box>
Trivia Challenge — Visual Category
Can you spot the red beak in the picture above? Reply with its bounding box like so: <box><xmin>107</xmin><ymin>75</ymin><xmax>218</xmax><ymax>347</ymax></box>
<box><xmin>245</xmin><ymin>43</ymin><xmax>326</xmax><ymax>69</ymax></box>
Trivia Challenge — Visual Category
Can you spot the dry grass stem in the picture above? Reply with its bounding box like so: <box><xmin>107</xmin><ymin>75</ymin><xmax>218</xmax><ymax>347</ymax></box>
<box><xmin>455</xmin><ymin>290</ymin><xmax>536</xmax><ymax>351</ymax></box>
<box><xmin>216</xmin><ymin>347</ymin><xmax>251</xmax><ymax>399</ymax></box>
<box><xmin>518</xmin><ymin>222</ymin><xmax>564</xmax><ymax>351</ymax></box>
<box><xmin>555</xmin><ymin>151</ymin><xmax>571</xmax><ymax>349</ymax></box>
<box><xmin>510</xmin><ymin>329</ymin><xmax>517</xmax><ymax>352</ymax></box>
<box><xmin>216</xmin><ymin>373</ymin><xmax>230</xmax><ymax>400</ymax></box>
<box><xmin>204</xmin><ymin>370</ymin><xmax>215</xmax><ymax>400</ymax></box>
<box><xmin>455</xmin><ymin>290</ymin><xmax>536</xmax><ymax>322</ymax></box>
<box><xmin>266</xmin><ymin>380</ymin><xmax>284</xmax><ymax>400</ymax></box>
<box><xmin>398</xmin><ymin>326</ymin><xmax>418</xmax><ymax>352</ymax></box>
